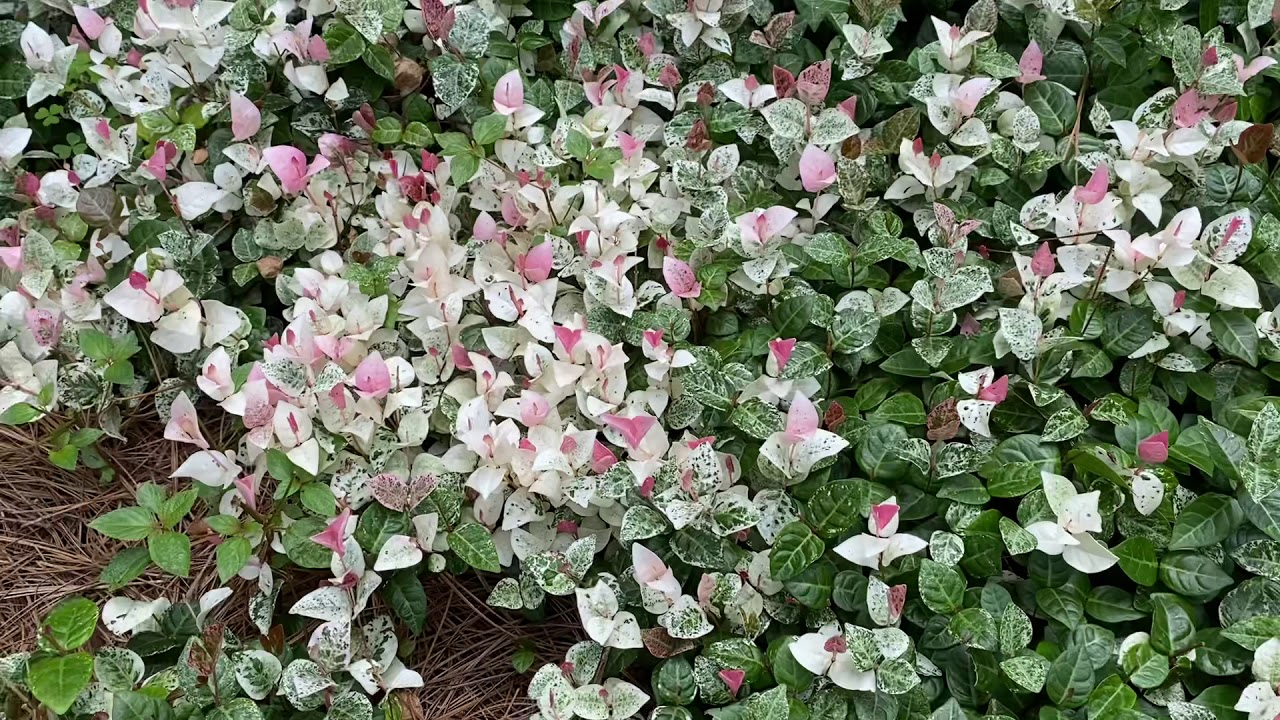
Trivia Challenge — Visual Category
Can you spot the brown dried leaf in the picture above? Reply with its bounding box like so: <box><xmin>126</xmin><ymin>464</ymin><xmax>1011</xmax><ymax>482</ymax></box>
<box><xmin>1233</xmin><ymin>123</ymin><xmax>1274</xmax><ymax>165</ymax></box>
<box><xmin>642</xmin><ymin>627</ymin><xmax>697</xmax><ymax>658</ymax></box>
<box><xmin>928</xmin><ymin>398</ymin><xmax>960</xmax><ymax>442</ymax></box>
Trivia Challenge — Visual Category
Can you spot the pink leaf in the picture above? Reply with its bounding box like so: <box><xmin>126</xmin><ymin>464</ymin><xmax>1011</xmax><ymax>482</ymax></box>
<box><xmin>501</xmin><ymin>194</ymin><xmax>526</xmax><ymax>227</ymax></box>
<box><xmin>869</xmin><ymin>502</ymin><xmax>899</xmax><ymax>537</ymax></box>
<box><xmin>1236</xmin><ymin>55</ymin><xmax>1277</xmax><ymax>83</ymax></box>
<box><xmin>953</xmin><ymin>78</ymin><xmax>995</xmax><ymax>117</ymax></box>
<box><xmin>1017</xmin><ymin>41</ymin><xmax>1045</xmax><ymax>84</ymax></box>
<box><xmin>888</xmin><ymin>584</ymin><xmax>907</xmax><ymax>622</ymax></box>
<box><xmin>25</xmin><ymin>308</ymin><xmax>60</xmax><ymax>348</ymax></box>
<box><xmin>306</xmin><ymin>35</ymin><xmax>330</xmax><ymax>63</ymax></box>
<box><xmin>553</xmin><ymin>325</ymin><xmax>583</xmax><ymax>355</ymax></box>
<box><xmin>230</xmin><ymin>92</ymin><xmax>261</xmax><ymax>142</ymax></box>
<box><xmin>718</xmin><ymin>669</ymin><xmax>745</xmax><ymax>697</ymax></box>
<box><xmin>473</xmin><ymin>211</ymin><xmax>498</xmax><ymax>241</ymax></box>
<box><xmin>1031</xmin><ymin>242</ymin><xmax>1055</xmax><ymax>278</ymax></box>
<box><xmin>697</xmin><ymin>573</ymin><xmax>717</xmax><ymax>607</ymax></box>
<box><xmin>165</xmin><ymin>392</ymin><xmax>209</xmax><ymax>449</ymax></box>
<box><xmin>976</xmin><ymin>375</ymin><xmax>1008</xmax><ymax>403</ymax></box>
<box><xmin>354</xmin><ymin>351</ymin><xmax>391</xmax><ymax>399</ymax></box>
<box><xmin>262</xmin><ymin>145</ymin><xmax>309</xmax><ymax>194</ymax></box>
<box><xmin>602</xmin><ymin>413</ymin><xmax>657</xmax><ymax>450</ymax></box>
<box><xmin>234</xmin><ymin>475</ymin><xmax>257</xmax><ymax>512</ymax></box>
<box><xmin>823</xmin><ymin>634</ymin><xmax>847</xmax><ymax>653</ymax></box>
<box><xmin>799</xmin><ymin>145</ymin><xmax>836</xmax><ymax>193</ymax></box>
<box><xmin>837</xmin><ymin>95</ymin><xmax>858</xmax><ymax>120</ymax></box>
<box><xmin>615</xmin><ymin>131</ymin><xmax>643</xmax><ymax>161</ymax></box>
<box><xmin>768</xmin><ymin>337</ymin><xmax>796</xmax><ymax>372</ymax></box>
<box><xmin>73</xmin><ymin>5</ymin><xmax>107</xmax><ymax>40</ymax></box>
<box><xmin>519</xmin><ymin>393</ymin><xmax>550</xmax><ymax>427</ymax></box>
<box><xmin>662</xmin><ymin>256</ymin><xmax>702</xmax><ymax>299</ymax></box>
<box><xmin>520</xmin><ymin>242</ymin><xmax>554</xmax><ymax>283</ymax></box>
<box><xmin>141</xmin><ymin>144</ymin><xmax>170</xmax><ymax>180</ymax></box>
<box><xmin>451</xmin><ymin>344</ymin><xmax>473</xmax><ymax>370</ymax></box>
<box><xmin>794</xmin><ymin>60</ymin><xmax>831</xmax><ymax>105</ymax></box>
<box><xmin>1172</xmin><ymin>89</ymin><xmax>1213</xmax><ymax>129</ymax></box>
<box><xmin>771</xmin><ymin>65</ymin><xmax>795</xmax><ymax>99</ymax></box>
<box><xmin>1138</xmin><ymin>431</ymin><xmax>1169</xmax><ymax>464</ymax></box>
<box><xmin>784</xmin><ymin>394</ymin><xmax>818</xmax><ymax>444</ymax></box>
<box><xmin>1073</xmin><ymin>164</ymin><xmax>1110</xmax><ymax>205</ymax></box>
<box><xmin>311</xmin><ymin>508</ymin><xmax>352</xmax><ymax>555</ymax></box>
<box><xmin>591</xmin><ymin>440</ymin><xmax>617</xmax><ymax>472</ymax></box>
<box><xmin>494</xmin><ymin>70</ymin><xmax>525</xmax><ymax>115</ymax></box>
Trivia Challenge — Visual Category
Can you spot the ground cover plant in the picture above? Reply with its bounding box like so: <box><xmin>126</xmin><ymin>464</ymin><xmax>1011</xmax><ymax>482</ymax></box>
<box><xmin>2</xmin><ymin>0</ymin><xmax>1280</xmax><ymax>718</ymax></box>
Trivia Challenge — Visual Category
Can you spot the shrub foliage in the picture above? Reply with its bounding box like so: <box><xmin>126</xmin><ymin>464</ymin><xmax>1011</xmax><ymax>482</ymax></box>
<box><xmin>2</xmin><ymin>0</ymin><xmax>1280</xmax><ymax>719</ymax></box>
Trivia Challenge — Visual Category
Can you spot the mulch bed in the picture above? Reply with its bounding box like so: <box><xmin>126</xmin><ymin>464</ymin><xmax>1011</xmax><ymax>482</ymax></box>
<box><xmin>0</xmin><ymin>411</ymin><xmax>580</xmax><ymax>719</ymax></box>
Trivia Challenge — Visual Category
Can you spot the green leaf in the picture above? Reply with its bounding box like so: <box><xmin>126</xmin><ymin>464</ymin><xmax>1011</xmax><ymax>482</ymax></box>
<box><xmin>1002</xmin><ymin>653</ymin><xmax>1049</xmax><ymax>693</ymax></box>
<box><xmin>28</xmin><ymin>652</ymin><xmax>94</xmax><ymax>714</ymax></box>
<box><xmin>1211</xmin><ymin>310</ymin><xmax>1259</xmax><ymax>365</ymax></box>
<box><xmin>0</xmin><ymin>402</ymin><xmax>43</xmax><ymax>425</ymax></box>
<box><xmin>49</xmin><ymin>444</ymin><xmax>79</xmax><ymax>470</ymax></box>
<box><xmin>1085</xmin><ymin>586</ymin><xmax>1146</xmax><ymax>622</ymax></box>
<box><xmin>1113</xmin><ymin>536</ymin><xmax>1158</xmax><ymax>585</ymax></box>
<box><xmin>111</xmin><ymin>690</ymin><xmax>175</xmax><ymax>720</ymax></box>
<box><xmin>79</xmin><ymin>329</ymin><xmax>115</xmax><ymax>360</ymax></box>
<box><xmin>362</xmin><ymin>43</ymin><xmax>395</xmax><ymax>80</ymax></box>
<box><xmin>90</xmin><ymin>507</ymin><xmax>158</xmax><ymax>541</ymax></box>
<box><xmin>472</xmin><ymin>113</ymin><xmax>508</xmax><ymax>145</ymax></box>
<box><xmin>784</xmin><ymin>557</ymin><xmax>836</xmax><ymax>608</ymax></box>
<box><xmin>999</xmin><ymin>604</ymin><xmax>1033</xmax><ymax>655</ymax></box>
<box><xmin>1024</xmin><ymin>81</ymin><xmax>1078</xmax><ymax>137</ymax></box>
<box><xmin>871</xmin><ymin>392</ymin><xmax>926</xmax><ymax>425</ymax></box>
<box><xmin>0</xmin><ymin>65</ymin><xmax>33</xmax><ymax>100</ymax></box>
<box><xmin>282</xmin><ymin>517</ymin><xmax>333</xmax><ymax>569</ymax></box>
<box><xmin>148</xmin><ymin>531</ymin><xmax>192</xmax><ymax>577</ymax></box>
<box><xmin>795</xmin><ymin>0</ymin><xmax>847</xmax><ymax>29</ymax></box>
<box><xmin>371</xmin><ymin>116</ymin><xmax>402</xmax><ymax>144</ymax></box>
<box><xmin>1150</xmin><ymin>593</ymin><xmax>1196</xmax><ymax>655</ymax></box>
<box><xmin>918</xmin><ymin>558</ymin><xmax>965</xmax><ymax>614</ymax></box>
<box><xmin>266</xmin><ymin>448</ymin><xmax>296</xmax><ymax>490</ymax></box>
<box><xmin>159</xmin><ymin>488</ymin><xmax>198</xmax><ymax>529</ymax></box>
<box><xmin>100</xmin><ymin>548</ymin><xmax>152</xmax><ymax>590</ymax></box>
<box><xmin>769</xmin><ymin>521</ymin><xmax>825</xmax><ymax>582</ymax></box>
<box><xmin>1045</xmin><ymin>644</ymin><xmax>1093</xmax><ymax>708</ymax></box>
<box><xmin>207</xmin><ymin>698</ymin><xmax>264</xmax><ymax>720</ymax></box>
<box><xmin>217</xmin><ymin>537</ymin><xmax>252</xmax><ymax>583</ymax></box>
<box><xmin>1169</xmin><ymin>493</ymin><xmax>1238</xmax><ymax>550</ymax></box>
<box><xmin>323</xmin><ymin>21</ymin><xmax>367</xmax><ymax>65</ymax></box>
<box><xmin>383</xmin><ymin>569</ymin><xmax>428</xmax><ymax>633</ymax></box>
<box><xmin>1159</xmin><ymin>553</ymin><xmax>1234</xmax><ymax>598</ymax></box>
<box><xmin>450</xmin><ymin>153</ymin><xmax>481</xmax><ymax>185</ymax></box>
<box><xmin>1102</xmin><ymin>307</ymin><xmax>1155</xmax><ymax>357</ymax></box>
<box><xmin>805</xmin><ymin>481</ymin><xmax>865</xmax><ymax>538</ymax></box>
<box><xmin>987</xmin><ymin>462</ymin><xmax>1043</xmax><ymax>497</ymax></box>
<box><xmin>566</xmin><ymin>129</ymin><xmax>592</xmax><ymax>159</ymax></box>
<box><xmin>104</xmin><ymin>361</ymin><xmax>135</xmax><ymax>385</ymax></box>
<box><xmin>449</xmin><ymin>523</ymin><xmax>501</xmax><ymax>572</ymax></box>
<box><xmin>654</xmin><ymin>658</ymin><xmax>698</xmax><ymax>704</ymax></box>
<box><xmin>1233</xmin><ymin>539</ymin><xmax>1280</xmax><ymax>581</ymax></box>
<box><xmin>300</xmin><ymin>483</ymin><xmax>337</xmax><ymax>517</ymax></box>
<box><xmin>44</xmin><ymin>597</ymin><xmax>99</xmax><ymax>650</ymax></box>
<box><xmin>1036</xmin><ymin>587</ymin><xmax>1084</xmax><ymax>628</ymax></box>
<box><xmin>1087</xmin><ymin>674</ymin><xmax>1136</xmax><ymax>720</ymax></box>
<box><xmin>1222</xmin><ymin>615</ymin><xmax>1280</xmax><ymax>649</ymax></box>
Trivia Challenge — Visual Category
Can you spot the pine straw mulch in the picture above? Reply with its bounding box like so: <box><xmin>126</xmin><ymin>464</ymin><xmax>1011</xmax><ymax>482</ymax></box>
<box><xmin>0</xmin><ymin>411</ymin><xmax>582</xmax><ymax>720</ymax></box>
<box><xmin>0</xmin><ymin>409</ymin><xmax>220</xmax><ymax>650</ymax></box>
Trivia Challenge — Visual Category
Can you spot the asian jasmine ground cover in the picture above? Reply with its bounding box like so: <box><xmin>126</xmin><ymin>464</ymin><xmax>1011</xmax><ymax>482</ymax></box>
<box><xmin>2</xmin><ymin>0</ymin><xmax>1280</xmax><ymax>719</ymax></box>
